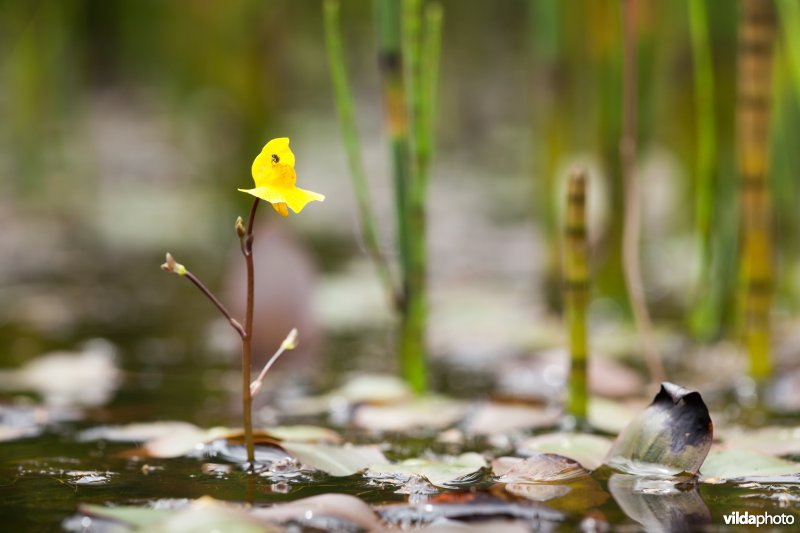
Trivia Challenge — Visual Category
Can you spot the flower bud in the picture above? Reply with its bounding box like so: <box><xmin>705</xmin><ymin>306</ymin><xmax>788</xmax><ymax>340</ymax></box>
<box><xmin>161</xmin><ymin>252</ymin><xmax>186</xmax><ymax>276</ymax></box>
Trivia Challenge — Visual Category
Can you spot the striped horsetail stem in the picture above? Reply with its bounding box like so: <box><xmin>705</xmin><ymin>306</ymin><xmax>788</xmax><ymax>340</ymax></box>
<box><xmin>564</xmin><ymin>169</ymin><xmax>590</xmax><ymax>422</ymax></box>
<box><xmin>738</xmin><ymin>0</ymin><xmax>777</xmax><ymax>382</ymax></box>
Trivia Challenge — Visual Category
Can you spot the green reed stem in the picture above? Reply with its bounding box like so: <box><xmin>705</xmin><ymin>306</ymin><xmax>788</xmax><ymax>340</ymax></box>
<box><xmin>324</xmin><ymin>0</ymin><xmax>399</xmax><ymax>306</ymax></box>
<box><xmin>564</xmin><ymin>169</ymin><xmax>589</xmax><ymax>422</ymax></box>
<box><xmin>777</xmin><ymin>0</ymin><xmax>800</xmax><ymax>106</ymax></box>
<box><xmin>687</xmin><ymin>0</ymin><xmax>720</xmax><ymax>339</ymax></box>
<box><xmin>737</xmin><ymin>0</ymin><xmax>776</xmax><ymax>383</ymax></box>
<box><xmin>400</xmin><ymin>0</ymin><xmax>427</xmax><ymax>394</ymax></box>
<box><xmin>420</xmin><ymin>3</ymin><xmax>443</xmax><ymax>182</ymax></box>
<box><xmin>376</xmin><ymin>0</ymin><xmax>411</xmax><ymax>312</ymax></box>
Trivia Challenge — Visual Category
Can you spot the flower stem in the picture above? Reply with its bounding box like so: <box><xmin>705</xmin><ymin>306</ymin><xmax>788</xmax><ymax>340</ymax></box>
<box><xmin>182</xmin><ymin>271</ymin><xmax>245</xmax><ymax>338</ymax></box>
<box><xmin>241</xmin><ymin>198</ymin><xmax>259</xmax><ymax>468</ymax></box>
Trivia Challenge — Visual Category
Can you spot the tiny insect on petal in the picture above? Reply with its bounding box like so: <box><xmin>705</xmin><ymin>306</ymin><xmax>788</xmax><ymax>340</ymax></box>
<box><xmin>239</xmin><ymin>137</ymin><xmax>324</xmax><ymax>216</ymax></box>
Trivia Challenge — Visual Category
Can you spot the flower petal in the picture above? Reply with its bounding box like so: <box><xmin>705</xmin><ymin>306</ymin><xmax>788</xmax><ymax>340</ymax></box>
<box><xmin>283</xmin><ymin>187</ymin><xmax>326</xmax><ymax>214</ymax></box>
<box><xmin>238</xmin><ymin>187</ymin><xmax>284</xmax><ymax>204</ymax></box>
<box><xmin>252</xmin><ymin>138</ymin><xmax>295</xmax><ymax>186</ymax></box>
<box><xmin>272</xmin><ymin>202</ymin><xmax>289</xmax><ymax>217</ymax></box>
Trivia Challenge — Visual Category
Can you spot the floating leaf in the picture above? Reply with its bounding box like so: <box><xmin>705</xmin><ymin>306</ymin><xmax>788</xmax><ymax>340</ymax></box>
<box><xmin>464</xmin><ymin>402</ymin><xmax>559</xmax><ymax>435</ymax></box>
<box><xmin>251</xmin><ymin>494</ymin><xmax>381</xmax><ymax>531</ymax></box>
<box><xmin>0</xmin><ymin>403</ymin><xmax>80</xmax><ymax>442</ymax></box>
<box><xmin>588</xmin><ymin>397</ymin><xmax>646</xmax><ymax>435</ymax></box>
<box><xmin>605</xmin><ymin>383</ymin><xmax>713</xmax><ymax>475</ymax></box>
<box><xmin>265</xmin><ymin>425</ymin><xmax>342</xmax><ymax>444</ymax></box>
<box><xmin>517</xmin><ymin>432</ymin><xmax>613</xmax><ymax>470</ymax></box>
<box><xmin>494</xmin><ymin>453</ymin><xmax>589</xmax><ymax>483</ymax></box>
<box><xmin>493</xmin><ymin>454</ymin><xmax>607</xmax><ymax>512</ymax></box>
<box><xmin>367</xmin><ymin>453</ymin><xmax>487</xmax><ymax>488</ymax></box>
<box><xmin>80</xmin><ymin>504</ymin><xmax>169</xmax><ymax>530</ymax></box>
<box><xmin>281</xmin><ymin>442</ymin><xmax>388</xmax><ymax>476</ymax></box>
<box><xmin>716</xmin><ymin>426</ymin><xmax>800</xmax><ymax>457</ymax></box>
<box><xmin>354</xmin><ymin>396</ymin><xmax>468</xmax><ymax>431</ymax></box>
<box><xmin>608</xmin><ymin>473</ymin><xmax>711</xmax><ymax>531</ymax></box>
<box><xmin>331</xmin><ymin>373</ymin><xmax>411</xmax><ymax>404</ymax></box>
<box><xmin>0</xmin><ymin>339</ymin><xmax>120</xmax><ymax>408</ymax></box>
<box><xmin>700</xmin><ymin>449</ymin><xmax>800</xmax><ymax>482</ymax></box>
<box><xmin>143</xmin><ymin>426</ymin><xmax>231</xmax><ymax>458</ymax></box>
<box><xmin>108</xmin><ymin>423</ymin><xmax>336</xmax><ymax>459</ymax></box>
<box><xmin>78</xmin><ymin>421</ymin><xmax>203</xmax><ymax>443</ymax></box>
<box><xmin>80</xmin><ymin>497</ymin><xmax>270</xmax><ymax>532</ymax></box>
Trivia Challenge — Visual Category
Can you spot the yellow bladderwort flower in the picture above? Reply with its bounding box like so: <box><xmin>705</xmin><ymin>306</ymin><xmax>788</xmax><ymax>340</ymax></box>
<box><xmin>238</xmin><ymin>137</ymin><xmax>325</xmax><ymax>217</ymax></box>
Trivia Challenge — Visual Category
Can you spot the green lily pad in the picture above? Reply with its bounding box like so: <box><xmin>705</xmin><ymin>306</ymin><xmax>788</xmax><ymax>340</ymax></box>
<box><xmin>78</xmin><ymin>421</ymin><xmax>203</xmax><ymax>443</ymax></box>
<box><xmin>464</xmin><ymin>402</ymin><xmax>559</xmax><ymax>435</ymax></box>
<box><xmin>81</xmin><ymin>497</ymin><xmax>271</xmax><ymax>532</ymax></box>
<box><xmin>605</xmin><ymin>383</ymin><xmax>713</xmax><ymax>475</ymax></box>
<box><xmin>353</xmin><ymin>396</ymin><xmax>468</xmax><ymax>431</ymax></box>
<box><xmin>265</xmin><ymin>425</ymin><xmax>342</xmax><ymax>444</ymax></box>
<box><xmin>367</xmin><ymin>452</ymin><xmax>487</xmax><ymax>487</ymax></box>
<box><xmin>517</xmin><ymin>432</ymin><xmax>613</xmax><ymax>470</ymax></box>
<box><xmin>250</xmin><ymin>494</ymin><xmax>381</xmax><ymax>531</ymax></box>
<box><xmin>716</xmin><ymin>426</ymin><xmax>800</xmax><ymax>457</ymax></box>
<box><xmin>588</xmin><ymin>397</ymin><xmax>646</xmax><ymax>435</ymax></box>
<box><xmin>494</xmin><ymin>453</ymin><xmax>589</xmax><ymax>483</ymax></box>
<box><xmin>700</xmin><ymin>449</ymin><xmax>800</xmax><ymax>482</ymax></box>
<box><xmin>281</xmin><ymin>442</ymin><xmax>388</xmax><ymax>476</ymax></box>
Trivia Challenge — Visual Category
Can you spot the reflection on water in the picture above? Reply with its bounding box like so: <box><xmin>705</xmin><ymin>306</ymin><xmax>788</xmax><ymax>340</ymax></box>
<box><xmin>608</xmin><ymin>473</ymin><xmax>711</xmax><ymax>532</ymax></box>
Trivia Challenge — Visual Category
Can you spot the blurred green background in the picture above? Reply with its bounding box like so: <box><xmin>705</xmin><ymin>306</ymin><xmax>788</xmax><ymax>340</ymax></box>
<box><xmin>2</xmin><ymin>0</ymin><xmax>800</xmax><ymax>410</ymax></box>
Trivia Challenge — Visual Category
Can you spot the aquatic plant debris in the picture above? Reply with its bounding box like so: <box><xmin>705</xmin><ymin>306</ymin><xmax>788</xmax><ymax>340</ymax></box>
<box><xmin>605</xmin><ymin>382</ymin><xmax>713</xmax><ymax>475</ymax></box>
<box><xmin>238</xmin><ymin>137</ymin><xmax>325</xmax><ymax>217</ymax></box>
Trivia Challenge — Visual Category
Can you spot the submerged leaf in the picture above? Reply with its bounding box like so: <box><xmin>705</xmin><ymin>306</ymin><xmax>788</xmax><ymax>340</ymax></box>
<box><xmin>281</xmin><ymin>442</ymin><xmax>388</xmax><ymax>476</ymax></box>
<box><xmin>700</xmin><ymin>449</ymin><xmax>800</xmax><ymax>482</ymax></box>
<box><xmin>367</xmin><ymin>453</ymin><xmax>487</xmax><ymax>488</ymax></box>
<box><xmin>605</xmin><ymin>383</ymin><xmax>713</xmax><ymax>475</ymax></box>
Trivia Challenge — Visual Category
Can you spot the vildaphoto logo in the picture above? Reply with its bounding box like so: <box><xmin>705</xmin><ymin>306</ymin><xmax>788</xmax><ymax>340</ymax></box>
<box><xmin>723</xmin><ymin>511</ymin><xmax>795</xmax><ymax>527</ymax></box>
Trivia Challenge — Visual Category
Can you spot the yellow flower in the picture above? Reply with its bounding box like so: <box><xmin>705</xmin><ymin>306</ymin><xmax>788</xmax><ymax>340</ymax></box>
<box><xmin>238</xmin><ymin>137</ymin><xmax>325</xmax><ymax>217</ymax></box>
